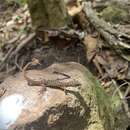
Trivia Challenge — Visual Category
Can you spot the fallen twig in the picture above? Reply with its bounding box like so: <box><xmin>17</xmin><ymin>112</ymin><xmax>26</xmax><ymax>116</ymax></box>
<box><xmin>6</xmin><ymin>34</ymin><xmax>21</xmax><ymax>44</ymax></box>
<box><xmin>112</xmin><ymin>80</ymin><xmax>130</xmax><ymax>119</ymax></box>
<box><xmin>12</xmin><ymin>32</ymin><xmax>36</xmax><ymax>56</ymax></box>
<box><xmin>0</xmin><ymin>47</ymin><xmax>14</xmax><ymax>71</ymax></box>
<box><xmin>0</xmin><ymin>33</ymin><xmax>36</xmax><ymax>71</ymax></box>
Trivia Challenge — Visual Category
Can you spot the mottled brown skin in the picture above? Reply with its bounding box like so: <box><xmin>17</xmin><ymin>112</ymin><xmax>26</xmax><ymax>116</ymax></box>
<box><xmin>23</xmin><ymin>59</ymin><xmax>81</xmax><ymax>91</ymax></box>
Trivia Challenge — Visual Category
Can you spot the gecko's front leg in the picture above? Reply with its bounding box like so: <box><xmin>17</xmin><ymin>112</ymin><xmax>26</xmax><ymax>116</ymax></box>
<box><xmin>0</xmin><ymin>88</ymin><xmax>6</xmax><ymax>98</ymax></box>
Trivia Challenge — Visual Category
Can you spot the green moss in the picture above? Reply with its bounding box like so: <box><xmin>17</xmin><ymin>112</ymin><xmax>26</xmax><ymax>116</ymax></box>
<box><xmin>100</xmin><ymin>5</ymin><xmax>129</xmax><ymax>24</ymax></box>
<box><xmin>85</xmin><ymin>70</ymin><xmax>127</xmax><ymax>129</ymax></box>
<box><xmin>28</xmin><ymin>0</ymin><xmax>70</xmax><ymax>29</ymax></box>
<box><xmin>83</xmin><ymin>69</ymin><xmax>115</xmax><ymax>129</ymax></box>
<box><xmin>7</xmin><ymin>0</ymin><xmax>27</xmax><ymax>6</ymax></box>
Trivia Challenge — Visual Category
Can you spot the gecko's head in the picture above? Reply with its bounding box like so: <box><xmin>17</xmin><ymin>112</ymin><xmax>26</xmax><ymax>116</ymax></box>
<box><xmin>31</xmin><ymin>58</ymin><xmax>41</xmax><ymax>66</ymax></box>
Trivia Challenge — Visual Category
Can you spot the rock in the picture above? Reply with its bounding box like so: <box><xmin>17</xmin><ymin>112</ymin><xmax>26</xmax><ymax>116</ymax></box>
<box><xmin>0</xmin><ymin>62</ymin><xmax>129</xmax><ymax>130</ymax></box>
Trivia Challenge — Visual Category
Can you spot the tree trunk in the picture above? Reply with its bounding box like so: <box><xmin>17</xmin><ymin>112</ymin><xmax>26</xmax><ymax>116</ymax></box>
<box><xmin>27</xmin><ymin>0</ymin><xmax>71</xmax><ymax>29</ymax></box>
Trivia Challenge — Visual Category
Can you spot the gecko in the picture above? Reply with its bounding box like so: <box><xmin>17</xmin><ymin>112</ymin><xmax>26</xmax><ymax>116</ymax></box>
<box><xmin>22</xmin><ymin>59</ymin><xmax>81</xmax><ymax>91</ymax></box>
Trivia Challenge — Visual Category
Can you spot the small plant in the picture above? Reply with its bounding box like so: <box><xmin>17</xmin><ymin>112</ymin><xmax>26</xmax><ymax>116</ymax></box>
<box><xmin>7</xmin><ymin>0</ymin><xmax>27</xmax><ymax>6</ymax></box>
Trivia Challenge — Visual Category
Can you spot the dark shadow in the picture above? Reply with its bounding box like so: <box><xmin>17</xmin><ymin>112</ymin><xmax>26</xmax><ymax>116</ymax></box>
<box><xmin>127</xmin><ymin>125</ymin><xmax>130</xmax><ymax>130</ymax></box>
<box><xmin>24</xmin><ymin>90</ymin><xmax>90</xmax><ymax>130</ymax></box>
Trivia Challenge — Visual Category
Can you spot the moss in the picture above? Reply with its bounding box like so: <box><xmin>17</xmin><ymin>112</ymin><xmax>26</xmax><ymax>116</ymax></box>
<box><xmin>100</xmin><ymin>5</ymin><xmax>129</xmax><ymax>24</ymax></box>
<box><xmin>94</xmin><ymin>81</ymin><xmax>115</xmax><ymax>130</ymax></box>
<box><xmin>82</xmin><ymin>69</ymin><xmax>115</xmax><ymax>130</ymax></box>
<box><xmin>7</xmin><ymin>0</ymin><xmax>27</xmax><ymax>6</ymax></box>
<box><xmin>28</xmin><ymin>0</ymin><xmax>71</xmax><ymax>29</ymax></box>
<box><xmin>83</xmin><ymin>68</ymin><xmax>129</xmax><ymax>129</ymax></box>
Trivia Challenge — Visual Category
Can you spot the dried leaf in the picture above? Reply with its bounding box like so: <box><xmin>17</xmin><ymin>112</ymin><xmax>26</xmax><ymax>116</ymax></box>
<box><xmin>83</xmin><ymin>35</ymin><xmax>98</xmax><ymax>61</ymax></box>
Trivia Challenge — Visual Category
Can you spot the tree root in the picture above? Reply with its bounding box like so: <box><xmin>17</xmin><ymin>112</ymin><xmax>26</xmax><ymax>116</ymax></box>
<box><xmin>0</xmin><ymin>33</ymin><xmax>36</xmax><ymax>72</ymax></box>
<box><xmin>83</xmin><ymin>2</ymin><xmax>130</xmax><ymax>61</ymax></box>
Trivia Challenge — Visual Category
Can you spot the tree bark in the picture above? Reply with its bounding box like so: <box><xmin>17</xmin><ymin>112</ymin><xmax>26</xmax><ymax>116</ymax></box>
<box><xmin>27</xmin><ymin>0</ymin><xmax>71</xmax><ymax>29</ymax></box>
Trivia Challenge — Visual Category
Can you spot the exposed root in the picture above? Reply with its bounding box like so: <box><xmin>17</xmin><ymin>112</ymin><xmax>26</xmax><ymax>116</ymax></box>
<box><xmin>0</xmin><ymin>33</ymin><xmax>36</xmax><ymax>72</ymax></box>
